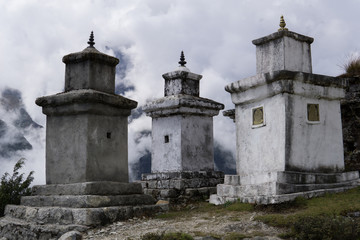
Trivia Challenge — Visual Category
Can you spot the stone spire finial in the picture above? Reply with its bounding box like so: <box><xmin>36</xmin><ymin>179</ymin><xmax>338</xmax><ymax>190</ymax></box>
<box><xmin>87</xmin><ymin>31</ymin><xmax>95</xmax><ymax>48</ymax></box>
<box><xmin>178</xmin><ymin>51</ymin><xmax>187</xmax><ymax>67</ymax></box>
<box><xmin>278</xmin><ymin>16</ymin><xmax>288</xmax><ymax>31</ymax></box>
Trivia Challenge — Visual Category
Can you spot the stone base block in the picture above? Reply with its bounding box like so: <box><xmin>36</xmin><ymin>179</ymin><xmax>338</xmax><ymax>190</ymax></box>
<box><xmin>277</xmin><ymin>171</ymin><xmax>359</xmax><ymax>185</ymax></box>
<box><xmin>0</xmin><ymin>203</ymin><xmax>168</xmax><ymax>240</ymax></box>
<box><xmin>21</xmin><ymin>194</ymin><xmax>155</xmax><ymax>208</ymax></box>
<box><xmin>210</xmin><ymin>171</ymin><xmax>360</xmax><ymax>205</ymax></box>
<box><xmin>141</xmin><ymin>171</ymin><xmax>224</xmax><ymax>203</ymax></box>
<box><xmin>0</xmin><ymin>216</ymin><xmax>89</xmax><ymax>240</ymax></box>
<box><xmin>224</xmin><ymin>171</ymin><xmax>360</xmax><ymax>186</ymax></box>
<box><xmin>216</xmin><ymin>182</ymin><xmax>278</xmax><ymax>198</ymax></box>
<box><xmin>210</xmin><ymin>185</ymin><xmax>359</xmax><ymax>205</ymax></box>
<box><xmin>4</xmin><ymin>204</ymin><xmax>167</xmax><ymax>226</ymax></box>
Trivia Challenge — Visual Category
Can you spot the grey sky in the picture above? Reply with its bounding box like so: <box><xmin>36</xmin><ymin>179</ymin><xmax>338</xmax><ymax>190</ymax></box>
<box><xmin>0</xmin><ymin>0</ymin><xmax>359</xmax><ymax>184</ymax></box>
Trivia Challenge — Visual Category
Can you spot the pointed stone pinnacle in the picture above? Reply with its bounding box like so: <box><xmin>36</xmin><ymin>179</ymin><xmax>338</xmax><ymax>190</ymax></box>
<box><xmin>87</xmin><ymin>31</ymin><xmax>95</xmax><ymax>48</ymax></box>
<box><xmin>278</xmin><ymin>15</ymin><xmax>288</xmax><ymax>31</ymax></box>
<box><xmin>178</xmin><ymin>51</ymin><xmax>187</xmax><ymax>67</ymax></box>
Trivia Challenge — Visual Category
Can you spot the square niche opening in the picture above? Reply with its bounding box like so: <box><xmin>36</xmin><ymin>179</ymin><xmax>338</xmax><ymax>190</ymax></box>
<box><xmin>307</xmin><ymin>103</ymin><xmax>320</xmax><ymax>123</ymax></box>
<box><xmin>252</xmin><ymin>106</ymin><xmax>265</xmax><ymax>128</ymax></box>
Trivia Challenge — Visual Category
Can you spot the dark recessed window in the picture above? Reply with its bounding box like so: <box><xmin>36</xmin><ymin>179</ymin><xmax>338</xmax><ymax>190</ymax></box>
<box><xmin>307</xmin><ymin>104</ymin><xmax>320</xmax><ymax>122</ymax></box>
<box><xmin>164</xmin><ymin>135</ymin><xmax>169</xmax><ymax>143</ymax></box>
<box><xmin>107</xmin><ymin>132</ymin><xmax>112</xmax><ymax>139</ymax></box>
<box><xmin>252</xmin><ymin>106</ymin><xmax>264</xmax><ymax>125</ymax></box>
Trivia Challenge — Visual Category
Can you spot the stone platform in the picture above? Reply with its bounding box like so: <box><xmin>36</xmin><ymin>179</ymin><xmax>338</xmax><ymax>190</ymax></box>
<box><xmin>0</xmin><ymin>182</ymin><xmax>167</xmax><ymax>240</ymax></box>
<box><xmin>141</xmin><ymin>171</ymin><xmax>224</xmax><ymax>203</ymax></box>
<box><xmin>210</xmin><ymin>171</ymin><xmax>360</xmax><ymax>205</ymax></box>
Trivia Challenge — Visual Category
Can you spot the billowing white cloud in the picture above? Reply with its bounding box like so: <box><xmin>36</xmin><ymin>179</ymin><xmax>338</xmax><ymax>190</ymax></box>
<box><xmin>1</xmin><ymin>0</ymin><xmax>359</xmax><ymax>183</ymax></box>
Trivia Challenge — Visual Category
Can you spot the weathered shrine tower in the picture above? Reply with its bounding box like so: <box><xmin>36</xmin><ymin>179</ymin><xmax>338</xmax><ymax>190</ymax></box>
<box><xmin>141</xmin><ymin>52</ymin><xmax>225</xmax><ymax>202</ymax></box>
<box><xmin>210</xmin><ymin>17</ymin><xmax>360</xmax><ymax>204</ymax></box>
<box><xmin>40</xmin><ymin>33</ymin><xmax>134</xmax><ymax>184</ymax></box>
<box><xmin>0</xmin><ymin>33</ymin><xmax>164</xmax><ymax>239</ymax></box>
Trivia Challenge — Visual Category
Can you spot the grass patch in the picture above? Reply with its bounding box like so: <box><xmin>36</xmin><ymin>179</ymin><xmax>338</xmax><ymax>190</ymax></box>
<box><xmin>156</xmin><ymin>211</ymin><xmax>186</xmax><ymax>220</ymax></box>
<box><xmin>156</xmin><ymin>201</ymin><xmax>225</xmax><ymax>219</ymax></box>
<box><xmin>254</xmin><ymin>196</ymin><xmax>307</xmax><ymax>213</ymax></box>
<box><xmin>292</xmin><ymin>215</ymin><xmax>360</xmax><ymax>240</ymax></box>
<box><xmin>277</xmin><ymin>231</ymin><xmax>293</xmax><ymax>239</ymax></box>
<box><xmin>156</xmin><ymin>188</ymin><xmax>360</xmax><ymax>239</ymax></box>
<box><xmin>141</xmin><ymin>232</ymin><xmax>193</xmax><ymax>240</ymax></box>
<box><xmin>255</xmin><ymin>187</ymin><xmax>360</xmax><ymax>228</ymax></box>
<box><xmin>224</xmin><ymin>200</ymin><xmax>254</xmax><ymax>212</ymax></box>
<box><xmin>193</xmin><ymin>231</ymin><xmax>221</xmax><ymax>239</ymax></box>
<box><xmin>254</xmin><ymin>187</ymin><xmax>360</xmax><ymax>239</ymax></box>
<box><xmin>223</xmin><ymin>232</ymin><xmax>250</xmax><ymax>240</ymax></box>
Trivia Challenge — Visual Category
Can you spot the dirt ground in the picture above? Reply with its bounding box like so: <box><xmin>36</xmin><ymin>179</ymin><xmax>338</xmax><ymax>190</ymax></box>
<box><xmin>82</xmin><ymin>204</ymin><xmax>284</xmax><ymax>240</ymax></box>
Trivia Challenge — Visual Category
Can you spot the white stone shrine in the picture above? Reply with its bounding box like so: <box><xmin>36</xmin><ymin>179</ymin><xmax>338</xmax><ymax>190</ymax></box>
<box><xmin>141</xmin><ymin>52</ymin><xmax>225</xmax><ymax>203</ymax></box>
<box><xmin>210</xmin><ymin>17</ymin><xmax>360</xmax><ymax>205</ymax></box>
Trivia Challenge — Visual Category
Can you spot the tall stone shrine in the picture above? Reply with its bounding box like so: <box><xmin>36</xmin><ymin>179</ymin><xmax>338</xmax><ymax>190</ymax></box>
<box><xmin>141</xmin><ymin>52</ymin><xmax>225</xmax><ymax>203</ymax></box>
<box><xmin>0</xmin><ymin>33</ymin><xmax>165</xmax><ymax>239</ymax></box>
<box><xmin>210</xmin><ymin>17</ymin><xmax>360</xmax><ymax>205</ymax></box>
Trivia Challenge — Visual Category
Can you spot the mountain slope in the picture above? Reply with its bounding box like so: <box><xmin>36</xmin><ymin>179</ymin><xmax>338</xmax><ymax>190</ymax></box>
<box><xmin>0</xmin><ymin>88</ymin><xmax>42</xmax><ymax>159</ymax></box>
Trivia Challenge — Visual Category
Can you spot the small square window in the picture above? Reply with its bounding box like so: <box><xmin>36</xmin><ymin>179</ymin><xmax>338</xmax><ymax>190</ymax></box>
<box><xmin>307</xmin><ymin>104</ymin><xmax>320</xmax><ymax>122</ymax></box>
<box><xmin>107</xmin><ymin>132</ymin><xmax>112</xmax><ymax>139</ymax></box>
<box><xmin>252</xmin><ymin>107</ymin><xmax>264</xmax><ymax>125</ymax></box>
<box><xmin>252</xmin><ymin>106</ymin><xmax>265</xmax><ymax>128</ymax></box>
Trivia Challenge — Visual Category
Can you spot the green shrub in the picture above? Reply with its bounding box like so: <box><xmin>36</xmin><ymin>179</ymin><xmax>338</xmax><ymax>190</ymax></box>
<box><xmin>0</xmin><ymin>158</ymin><xmax>34</xmax><ymax>216</ymax></box>
<box><xmin>141</xmin><ymin>232</ymin><xmax>163</xmax><ymax>240</ymax></box>
<box><xmin>162</xmin><ymin>232</ymin><xmax>193</xmax><ymax>240</ymax></box>
<box><xmin>340</xmin><ymin>55</ymin><xmax>360</xmax><ymax>77</ymax></box>
<box><xmin>223</xmin><ymin>232</ymin><xmax>249</xmax><ymax>240</ymax></box>
<box><xmin>141</xmin><ymin>232</ymin><xmax>193</xmax><ymax>240</ymax></box>
<box><xmin>293</xmin><ymin>215</ymin><xmax>360</xmax><ymax>240</ymax></box>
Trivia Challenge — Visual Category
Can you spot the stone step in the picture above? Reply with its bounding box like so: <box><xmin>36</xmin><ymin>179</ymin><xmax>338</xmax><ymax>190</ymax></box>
<box><xmin>216</xmin><ymin>179</ymin><xmax>360</xmax><ymax>198</ymax></box>
<box><xmin>21</xmin><ymin>194</ymin><xmax>155</xmax><ymax>208</ymax></box>
<box><xmin>0</xmin><ymin>216</ymin><xmax>89</xmax><ymax>240</ymax></box>
<box><xmin>277</xmin><ymin>171</ymin><xmax>359</xmax><ymax>184</ymax></box>
<box><xmin>4</xmin><ymin>204</ymin><xmax>167</xmax><ymax>226</ymax></box>
<box><xmin>216</xmin><ymin>182</ymin><xmax>277</xmax><ymax>198</ymax></box>
<box><xmin>211</xmin><ymin>185</ymin><xmax>360</xmax><ymax>205</ymax></box>
<box><xmin>31</xmin><ymin>181</ymin><xmax>143</xmax><ymax>196</ymax></box>
<box><xmin>277</xmin><ymin>179</ymin><xmax>360</xmax><ymax>194</ymax></box>
<box><xmin>223</xmin><ymin>171</ymin><xmax>360</xmax><ymax>186</ymax></box>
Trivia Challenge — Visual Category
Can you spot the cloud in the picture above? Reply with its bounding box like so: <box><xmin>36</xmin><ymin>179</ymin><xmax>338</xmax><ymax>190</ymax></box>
<box><xmin>1</xmin><ymin>0</ymin><xmax>360</xmax><ymax>183</ymax></box>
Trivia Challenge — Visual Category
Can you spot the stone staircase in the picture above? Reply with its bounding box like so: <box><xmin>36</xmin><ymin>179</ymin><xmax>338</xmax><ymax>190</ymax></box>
<box><xmin>277</xmin><ymin>171</ymin><xmax>360</xmax><ymax>194</ymax></box>
<box><xmin>0</xmin><ymin>182</ymin><xmax>167</xmax><ymax>240</ymax></box>
<box><xmin>210</xmin><ymin>171</ymin><xmax>360</xmax><ymax>205</ymax></box>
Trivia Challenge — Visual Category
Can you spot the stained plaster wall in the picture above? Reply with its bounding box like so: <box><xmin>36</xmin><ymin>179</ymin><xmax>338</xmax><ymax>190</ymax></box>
<box><xmin>65</xmin><ymin>61</ymin><xmax>115</xmax><ymax>94</ymax></box>
<box><xmin>286</xmin><ymin>94</ymin><xmax>344</xmax><ymax>172</ymax></box>
<box><xmin>46</xmin><ymin>114</ymin><xmax>128</xmax><ymax>184</ymax></box>
<box><xmin>181</xmin><ymin>115</ymin><xmax>214</xmax><ymax>171</ymax></box>
<box><xmin>255</xmin><ymin>35</ymin><xmax>312</xmax><ymax>74</ymax></box>
<box><xmin>235</xmin><ymin>94</ymin><xmax>286</xmax><ymax>184</ymax></box>
<box><xmin>151</xmin><ymin>116</ymin><xmax>182</xmax><ymax>172</ymax></box>
<box><xmin>235</xmin><ymin>88</ymin><xmax>344</xmax><ymax>185</ymax></box>
<box><xmin>151</xmin><ymin>115</ymin><xmax>214</xmax><ymax>173</ymax></box>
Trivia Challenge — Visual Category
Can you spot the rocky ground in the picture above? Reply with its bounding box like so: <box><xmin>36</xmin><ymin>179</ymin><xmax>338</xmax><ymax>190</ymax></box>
<box><xmin>81</xmin><ymin>203</ymin><xmax>284</xmax><ymax>240</ymax></box>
